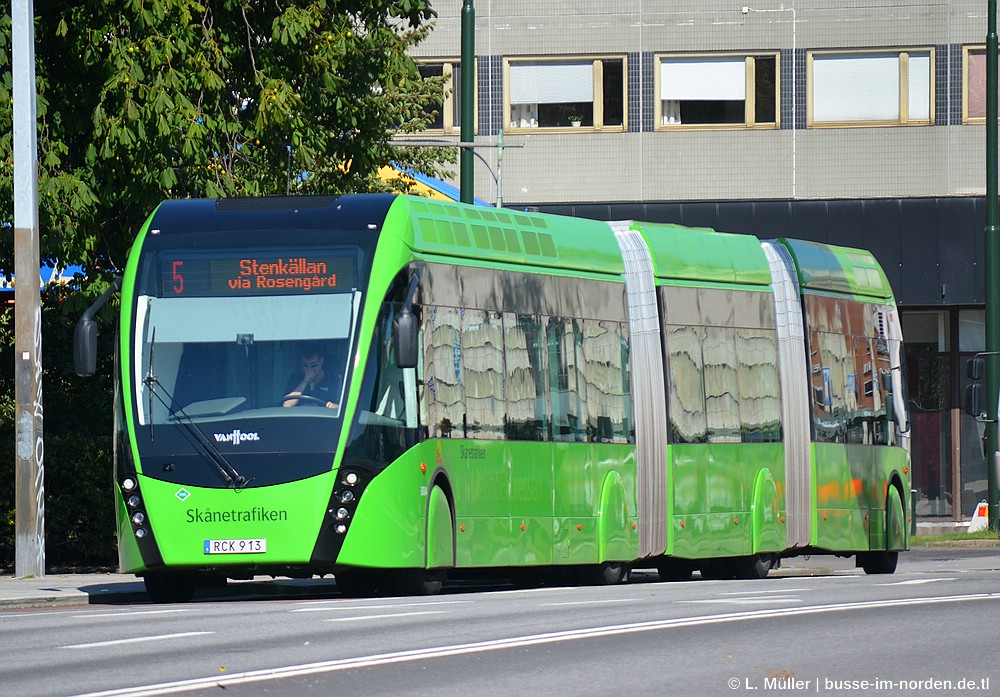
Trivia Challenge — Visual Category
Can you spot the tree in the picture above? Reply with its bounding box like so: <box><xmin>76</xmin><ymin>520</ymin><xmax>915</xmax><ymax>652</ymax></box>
<box><xmin>0</xmin><ymin>0</ymin><xmax>451</xmax><ymax>568</ymax></box>
<box><xmin>0</xmin><ymin>0</ymin><xmax>451</xmax><ymax>281</ymax></box>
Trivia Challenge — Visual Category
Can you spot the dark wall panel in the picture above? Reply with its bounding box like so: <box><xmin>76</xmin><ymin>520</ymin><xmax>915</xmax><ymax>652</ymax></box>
<box><xmin>717</xmin><ymin>201</ymin><xmax>757</xmax><ymax>235</ymax></box>
<box><xmin>862</xmin><ymin>199</ymin><xmax>902</xmax><ymax>300</ymax></box>
<box><xmin>826</xmin><ymin>201</ymin><xmax>865</xmax><ymax>251</ymax></box>
<box><xmin>608</xmin><ymin>202</ymin><xmax>650</xmax><ymax>221</ymax></box>
<box><xmin>752</xmin><ymin>201</ymin><xmax>793</xmax><ymax>238</ymax></box>
<box><xmin>898</xmin><ymin>200</ymin><xmax>941</xmax><ymax>305</ymax></box>
<box><xmin>789</xmin><ymin>201</ymin><xmax>830</xmax><ymax>244</ymax></box>
<box><xmin>937</xmin><ymin>198</ymin><xmax>981</xmax><ymax>304</ymax></box>
<box><xmin>679</xmin><ymin>202</ymin><xmax>720</xmax><ymax>230</ymax></box>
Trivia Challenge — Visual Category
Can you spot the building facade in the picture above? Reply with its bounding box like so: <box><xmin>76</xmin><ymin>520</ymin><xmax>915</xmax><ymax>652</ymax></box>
<box><xmin>409</xmin><ymin>1</ymin><xmax>997</xmax><ymax>522</ymax></box>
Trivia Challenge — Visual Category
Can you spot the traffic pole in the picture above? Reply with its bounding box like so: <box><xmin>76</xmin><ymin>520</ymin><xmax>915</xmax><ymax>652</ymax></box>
<box><xmin>460</xmin><ymin>0</ymin><xmax>475</xmax><ymax>204</ymax></box>
<box><xmin>12</xmin><ymin>0</ymin><xmax>45</xmax><ymax>577</ymax></box>
<box><xmin>985</xmin><ymin>0</ymin><xmax>1000</xmax><ymax>533</ymax></box>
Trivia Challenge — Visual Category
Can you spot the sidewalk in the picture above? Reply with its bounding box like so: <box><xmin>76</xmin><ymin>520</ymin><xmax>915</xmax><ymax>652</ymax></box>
<box><xmin>0</xmin><ymin>572</ymin><xmax>341</xmax><ymax>609</ymax></box>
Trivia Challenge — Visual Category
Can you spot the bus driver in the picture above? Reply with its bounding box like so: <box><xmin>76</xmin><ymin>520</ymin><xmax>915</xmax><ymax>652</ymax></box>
<box><xmin>282</xmin><ymin>344</ymin><xmax>340</xmax><ymax>409</ymax></box>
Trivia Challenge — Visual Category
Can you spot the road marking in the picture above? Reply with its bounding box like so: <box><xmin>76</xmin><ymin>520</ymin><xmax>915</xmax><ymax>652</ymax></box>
<box><xmin>324</xmin><ymin>611</ymin><xmax>447</xmax><ymax>623</ymax></box>
<box><xmin>292</xmin><ymin>601</ymin><xmax>471</xmax><ymax>613</ymax></box>
<box><xmin>679</xmin><ymin>597</ymin><xmax>802</xmax><ymax>605</ymax></box>
<box><xmin>878</xmin><ymin>578</ymin><xmax>957</xmax><ymax>586</ymax></box>
<box><xmin>72</xmin><ymin>609</ymin><xmax>194</xmax><ymax>619</ymax></box>
<box><xmin>539</xmin><ymin>598</ymin><xmax>640</xmax><ymax>607</ymax></box>
<box><xmin>60</xmin><ymin>631</ymin><xmax>214</xmax><ymax>650</ymax></box>
<box><xmin>68</xmin><ymin>593</ymin><xmax>1000</xmax><ymax>697</ymax></box>
<box><xmin>720</xmin><ymin>588</ymin><xmax>810</xmax><ymax>595</ymax></box>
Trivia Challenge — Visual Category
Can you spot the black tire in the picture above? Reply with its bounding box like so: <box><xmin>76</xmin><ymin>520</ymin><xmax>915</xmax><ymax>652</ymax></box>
<box><xmin>656</xmin><ymin>559</ymin><xmax>694</xmax><ymax>581</ymax></box>
<box><xmin>578</xmin><ymin>562</ymin><xmax>629</xmax><ymax>586</ymax></box>
<box><xmin>733</xmin><ymin>554</ymin><xmax>774</xmax><ymax>580</ymax></box>
<box><xmin>857</xmin><ymin>551</ymin><xmax>898</xmax><ymax>575</ymax></box>
<box><xmin>143</xmin><ymin>573</ymin><xmax>196</xmax><ymax>604</ymax></box>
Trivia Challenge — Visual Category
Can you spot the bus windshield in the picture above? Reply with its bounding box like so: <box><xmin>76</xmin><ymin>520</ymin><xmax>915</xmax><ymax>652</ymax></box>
<box><xmin>135</xmin><ymin>291</ymin><xmax>360</xmax><ymax>425</ymax></box>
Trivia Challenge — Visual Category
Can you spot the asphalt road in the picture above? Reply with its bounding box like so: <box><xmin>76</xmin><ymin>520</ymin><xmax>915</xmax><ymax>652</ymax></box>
<box><xmin>2</xmin><ymin>547</ymin><xmax>997</xmax><ymax>697</ymax></box>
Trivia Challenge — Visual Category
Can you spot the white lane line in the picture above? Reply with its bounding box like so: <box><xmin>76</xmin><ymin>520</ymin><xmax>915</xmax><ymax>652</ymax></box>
<box><xmin>539</xmin><ymin>598</ymin><xmax>640</xmax><ymax>607</ymax></box>
<box><xmin>68</xmin><ymin>593</ymin><xmax>1000</xmax><ymax>697</ymax></box>
<box><xmin>878</xmin><ymin>578</ymin><xmax>957</xmax><ymax>586</ymax></box>
<box><xmin>720</xmin><ymin>588</ymin><xmax>810</xmax><ymax>595</ymax></box>
<box><xmin>292</xmin><ymin>600</ymin><xmax>471</xmax><ymax>613</ymax></box>
<box><xmin>60</xmin><ymin>631</ymin><xmax>214</xmax><ymax>650</ymax></box>
<box><xmin>324</xmin><ymin>611</ymin><xmax>448</xmax><ymax>623</ymax></box>
<box><xmin>678</xmin><ymin>597</ymin><xmax>803</xmax><ymax>605</ymax></box>
<box><xmin>73</xmin><ymin>610</ymin><xmax>194</xmax><ymax>619</ymax></box>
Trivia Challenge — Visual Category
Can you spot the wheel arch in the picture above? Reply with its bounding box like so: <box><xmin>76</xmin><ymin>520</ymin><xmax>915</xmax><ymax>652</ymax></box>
<box><xmin>425</xmin><ymin>468</ymin><xmax>456</xmax><ymax>569</ymax></box>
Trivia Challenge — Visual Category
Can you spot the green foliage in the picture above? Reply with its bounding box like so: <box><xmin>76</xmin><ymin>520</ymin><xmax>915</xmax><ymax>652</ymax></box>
<box><xmin>0</xmin><ymin>0</ymin><xmax>451</xmax><ymax>279</ymax></box>
<box><xmin>0</xmin><ymin>288</ymin><xmax>118</xmax><ymax>569</ymax></box>
<box><xmin>0</xmin><ymin>0</ymin><xmax>451</xmax><ymax>568</ymax></box>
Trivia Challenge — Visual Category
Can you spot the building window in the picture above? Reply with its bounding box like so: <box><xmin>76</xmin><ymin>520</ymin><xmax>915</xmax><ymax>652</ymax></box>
<box><xmin>505</xmin><ymin>57</ymin><xmax>626</xmax><ymax>131</ymax></box>
<box><xmin>655</xmin><ymin>53</ymin><xmax>779</xmax><ymax>129</ymax></box>
<box><xmin>963</xmin><ymin>46</ymin><xmax>1000</xmax><ymax>124</ymax></box>
<box><xmin>808</xmin><ymin>49</ymin><xmax>934</xmax><ymax>127</ymax></box>
<box><xmin>417</xmin><ymin>60</ymin><xmax>475</xmax><ymax>134</ymax></box>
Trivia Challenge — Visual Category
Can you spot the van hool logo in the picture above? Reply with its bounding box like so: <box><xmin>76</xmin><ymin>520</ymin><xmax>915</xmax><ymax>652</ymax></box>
<box><xmin>213</xmin><ymin>429</ymin><xmax>260</xmax><ymax>445</ymax></box>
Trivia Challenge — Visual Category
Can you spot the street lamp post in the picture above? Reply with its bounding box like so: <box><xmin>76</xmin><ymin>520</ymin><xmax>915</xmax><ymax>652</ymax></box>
<box><xmin>12</xmin><ymin>0</ymin><xmax>45</xmax><ymax>577</ymax></box>
<box><xmin>986</xmin><ymin>0</ymin><xmax>1000</xmax><ymax>533</ymax></box>
<box><xmin>460</xmin><ymin>0</ymin><xmax>475</xmax><ymax>204</ymax></box>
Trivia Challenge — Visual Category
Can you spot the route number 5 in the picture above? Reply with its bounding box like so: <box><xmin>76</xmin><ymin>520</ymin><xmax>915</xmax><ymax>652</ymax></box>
<box><xmin>171</xmin><ymin>261</ymin><xmax>184</xmax><ymax>294</ymax></box>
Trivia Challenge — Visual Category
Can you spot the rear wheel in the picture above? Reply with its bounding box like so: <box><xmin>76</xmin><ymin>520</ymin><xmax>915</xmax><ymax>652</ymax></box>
<box><xmin>858</xmin><ymin>550</ymin><xmax>898</xmax><ymax>575</ymax></box>
<box><xmin>733</xmin><ymin>554</ymin><xmax>774</xmax><ymax>580</ymax></box>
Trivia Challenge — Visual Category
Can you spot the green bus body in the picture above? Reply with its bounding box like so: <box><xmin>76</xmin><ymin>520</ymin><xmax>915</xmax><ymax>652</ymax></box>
<box><xmin>88</xmin><ymin>194</ymin><xmax>909</xmax><ymax>599</ymax></box>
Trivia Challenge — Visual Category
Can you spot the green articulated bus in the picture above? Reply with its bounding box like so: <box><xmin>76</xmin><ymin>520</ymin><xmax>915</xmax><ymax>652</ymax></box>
<box><xmin>74</xmin><ymin>194</ymin><xmax>911</xmax><ymax>602</ymax></box>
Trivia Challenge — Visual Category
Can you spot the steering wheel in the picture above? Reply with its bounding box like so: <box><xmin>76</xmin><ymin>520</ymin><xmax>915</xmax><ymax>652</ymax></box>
<box><xmin>281</xmin><ymin>393</ymin><xmax>330</xmax><ymax>407</ymax></box>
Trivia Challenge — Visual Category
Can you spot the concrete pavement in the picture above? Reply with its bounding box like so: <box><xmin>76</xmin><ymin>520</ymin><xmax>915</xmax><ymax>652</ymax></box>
<box><xmin>0</xmin><ymin>572</ymin><xmax>342</xmax><ymax>609</ymax></box>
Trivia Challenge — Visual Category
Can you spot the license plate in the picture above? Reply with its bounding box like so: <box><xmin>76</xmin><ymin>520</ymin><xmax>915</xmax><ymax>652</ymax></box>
<box><xmin>203</xmin><ymin>538</ymin><xmax>267</xmax><ymax>554</ymax></box>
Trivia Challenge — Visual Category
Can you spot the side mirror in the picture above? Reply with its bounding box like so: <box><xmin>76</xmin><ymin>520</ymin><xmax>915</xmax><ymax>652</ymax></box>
<box><xmin>968</xmin><ymin>356</ymin><xmax>985</xmax><ymax>381</ymax></box>
<box><xmin>73</xmin><ymin>318</ymin><xmax>99</xmax><ymax>377</ymax></box>
<box><xmin>395</xmin><ymin>308</ymin><xmax>418</xmax><ymax>369</ymax></box>
<box><xmin>73</xmin><ymin>276</ymin><xmax>121</xmax><ymax>377</ymax></box>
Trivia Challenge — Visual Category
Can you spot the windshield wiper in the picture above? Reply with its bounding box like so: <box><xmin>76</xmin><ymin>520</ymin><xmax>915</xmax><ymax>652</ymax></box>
<box><xmin>143</xmin><ymin>329</ymin><xmax>249</xmax><ymax>490</ymax></box>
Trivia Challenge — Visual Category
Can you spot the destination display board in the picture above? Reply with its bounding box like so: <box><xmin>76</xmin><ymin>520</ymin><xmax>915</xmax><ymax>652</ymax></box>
<box><xmin>158</xmin><ymin>252</ymin><xmax>357</xmax><ymax>297</ymax></box>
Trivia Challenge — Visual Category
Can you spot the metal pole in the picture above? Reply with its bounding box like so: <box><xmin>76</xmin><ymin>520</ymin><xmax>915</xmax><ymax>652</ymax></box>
<box><xmin>13</xmin><ymin>0</ymin><xmax>45</xmax><ymax>577</ymax></box>
<box><xmin>986</xmin><ymin>0</ymin><xmax>1000</xmax><ymax>533</ymax></box>
<box><xmin>460</xmin><ymin>0</ymin><xmax>475</xmax><ymax>204</ymax></box>
<box><xmin>496</xmin><ymin>128</ymin><xmax>504</xmax><ymax>208</ymax></box>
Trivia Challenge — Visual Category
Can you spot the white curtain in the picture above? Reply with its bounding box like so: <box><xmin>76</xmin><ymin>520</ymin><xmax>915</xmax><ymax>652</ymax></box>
<box><xmin>510</xmin><ymin>62</ymin><xmax>594</xmax><ymax>104</ymax></box>
<box><xmin>813</xmin><ymin>53</ymin><xmax>899</xmax><ymax>122</ymax></box>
